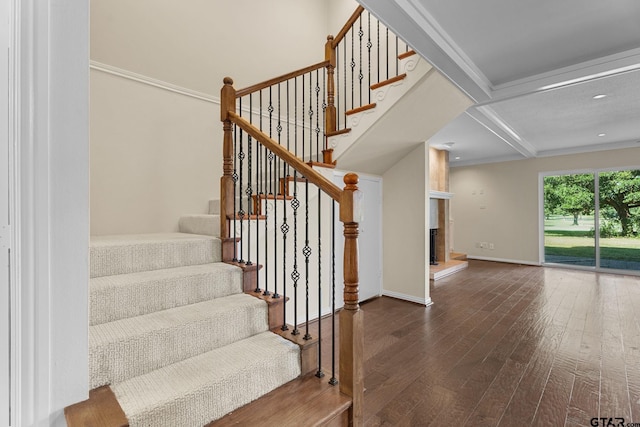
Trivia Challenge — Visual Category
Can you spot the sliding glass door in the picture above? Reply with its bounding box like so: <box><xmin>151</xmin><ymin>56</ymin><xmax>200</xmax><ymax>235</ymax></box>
<box><xmin>543</xmin><ymin>169</ymin><xmax>640</xmax><ymax>273</ymax></box>
<box><xmin>598</xmin><ymin>170</ymin><xmax>640</xmax><ymax>271</ymax></box>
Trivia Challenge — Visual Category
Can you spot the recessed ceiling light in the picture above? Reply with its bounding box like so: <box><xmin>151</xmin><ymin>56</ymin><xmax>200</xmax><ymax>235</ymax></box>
<box><xmin>598</xmin><ymin>133</ymin><xmax>606</xmax><ymax>137</ymax></box>
<box><xmin>455</xmin><ymin>156</ymin><xmax>461</xmax><ymax>160</ymax></box>
<box><xmin>593</xmin><ymin>94</ymin><xmax>607</xmax><ymax>99</ymax></box>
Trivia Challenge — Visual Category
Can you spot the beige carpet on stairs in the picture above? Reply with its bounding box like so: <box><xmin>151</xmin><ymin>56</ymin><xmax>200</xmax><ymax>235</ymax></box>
<box><xmin>89</xmin><ymin>231</ymin><xmax>301</xmax><ymax>426</ymax></box>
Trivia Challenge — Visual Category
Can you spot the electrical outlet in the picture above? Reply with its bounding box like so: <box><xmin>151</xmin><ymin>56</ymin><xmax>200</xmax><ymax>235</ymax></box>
<box><xmin>489</xmin><ymin>243</ymin><xmax>495</xmax><ymax>250</ymax></box>
<box><xmin>480</xmin><ymin>242</ymin><xmax>487</xmax><ymax>248</ymax></box>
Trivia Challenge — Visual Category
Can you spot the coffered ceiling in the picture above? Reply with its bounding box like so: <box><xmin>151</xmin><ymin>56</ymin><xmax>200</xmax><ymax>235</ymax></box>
<box><xmin>358</xmin><ymin>0</ymin><xmax>640</xmax><ymax>166</ymax></box>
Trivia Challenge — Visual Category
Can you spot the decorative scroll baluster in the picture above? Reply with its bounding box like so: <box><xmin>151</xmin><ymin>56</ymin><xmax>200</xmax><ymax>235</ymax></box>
<box><xmin>291</xmin><ymin>174</ymin><xmax>300</xmax><ymax>336</ymax></box>
<box><xmin>303</xmin><ymin>175</ymin><xmax>311</xmax><ymax>341</ymax></box>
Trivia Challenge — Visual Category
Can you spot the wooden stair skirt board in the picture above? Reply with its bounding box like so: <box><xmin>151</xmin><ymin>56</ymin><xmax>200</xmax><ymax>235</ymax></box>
<box><xmin>65</xmin><ymin>386</ymin><xmax>128</xmax><ymax>427</ymax></box>
<box><xmin>209</xmin><ymin>372</ymin><xmax>352</xmax><ymax>427</ymax></box>
<box><xmin>430</xmin><ymin>259</ymin><xmax>469</xmax><ymax>281</ymax></box>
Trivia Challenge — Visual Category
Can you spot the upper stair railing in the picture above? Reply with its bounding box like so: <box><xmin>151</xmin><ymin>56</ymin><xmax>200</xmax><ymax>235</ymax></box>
<box><xmin>326</xmin><ymin>6</ymin><xmax>410</xmax><ymax>143</ymax></box>
<box><xmin>219</xmin><ymin>7</ymin><xmax>411</xmax><ymax>425</ymax></box>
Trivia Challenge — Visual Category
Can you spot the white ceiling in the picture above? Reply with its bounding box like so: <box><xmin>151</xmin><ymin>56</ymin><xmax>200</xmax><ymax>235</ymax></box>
<box><xmin>358</xmin><ymin>0</ymin><xmax>640</xmax><ymax>166</ymax></box>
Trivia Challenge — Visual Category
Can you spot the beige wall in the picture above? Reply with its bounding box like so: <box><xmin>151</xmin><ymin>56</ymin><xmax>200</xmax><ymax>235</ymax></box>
<box><xmin>90</xmin><ymin>71</ymin><xmax>220</xmax><ymax>235</ymax></box>
<box><xmin>91</xmin><ymin>0</ymin><xmax>357</xmax><ymax>234</ymax></box>
<box><xmin>382</xmin><ymin>143</ymin><xmax>430</xmax><ymax>304</ymax></box>
<box><xmin>450</xmin><ymin>147</ymin><xmax>640</xmax><ymax>264</ymax></box>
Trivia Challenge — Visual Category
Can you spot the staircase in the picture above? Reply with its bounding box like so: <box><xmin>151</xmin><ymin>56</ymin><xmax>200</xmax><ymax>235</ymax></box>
<box><xmin>67</xmin><ymin>226</ymin><xmax>302</xmax><ymax>426</ymax></box>
<box><xmin>67</xmin><ymin>5</ymin><xmax>471</xmax><ymax>426</ymax></box>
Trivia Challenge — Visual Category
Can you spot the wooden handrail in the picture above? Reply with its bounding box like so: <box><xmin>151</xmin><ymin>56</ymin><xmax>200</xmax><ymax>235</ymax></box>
<box><xmin>236</xmin><ymin>60</ymin><xmax>330</xmax><ymax>98</ymax></box>
<box><xmin>331</xmin><ymin>5</ymin><xmax>365</xmax><ymax>48</ymax></box>
<box><xmin>228</xmin><ymin>111</ymin><xmax>342</xmax><ymax>202</ymax></box>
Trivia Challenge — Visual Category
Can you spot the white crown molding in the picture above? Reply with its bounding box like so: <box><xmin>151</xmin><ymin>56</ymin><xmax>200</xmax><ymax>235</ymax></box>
<box><xmin>90</xmin><ymin>61</ymin><xmax>220</xmax><ymax>104</ymax></box>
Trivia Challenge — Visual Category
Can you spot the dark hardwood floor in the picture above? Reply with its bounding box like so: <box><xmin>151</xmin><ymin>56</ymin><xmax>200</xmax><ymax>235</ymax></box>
<box><xmin>359</xmin><ymin>260</ymin><xmax>640</xmax><ymax>426</ymax></box>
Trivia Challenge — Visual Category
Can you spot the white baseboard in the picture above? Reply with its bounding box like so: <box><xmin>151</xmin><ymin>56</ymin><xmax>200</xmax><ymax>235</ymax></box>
<box><xmin>467</xmin><ymin>255</ymin><xmax>540</xmax><ymax>266</ymax></box>
<box><xmin>382</xmin><ymin>290</ymin><xmax>432</xmax><ymax>306</ymax></box>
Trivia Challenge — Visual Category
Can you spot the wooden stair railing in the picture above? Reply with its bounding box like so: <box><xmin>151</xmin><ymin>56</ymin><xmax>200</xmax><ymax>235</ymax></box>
<box><xmin>221</xmin><ymin>77</ymin><xmax>364</xmax><ymax>425</ymax></box>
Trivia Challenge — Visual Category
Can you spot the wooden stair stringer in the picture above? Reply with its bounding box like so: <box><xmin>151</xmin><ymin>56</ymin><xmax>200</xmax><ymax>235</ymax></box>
<box><xmin>327</xmin><ymin>53</ymin><xmax>433</xmax><ymax>164</ymax></box>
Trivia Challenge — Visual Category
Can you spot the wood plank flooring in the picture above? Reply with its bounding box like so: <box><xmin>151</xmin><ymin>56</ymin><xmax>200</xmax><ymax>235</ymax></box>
<box><xmin>358</xmin><ymin>260</ymin><xmax>640</xmax><ymax>426</ymax></box>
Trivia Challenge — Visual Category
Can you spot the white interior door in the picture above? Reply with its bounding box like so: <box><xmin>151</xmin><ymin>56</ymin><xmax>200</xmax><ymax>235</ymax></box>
<box><xmin>333</xmin><ymin>171</ymin><xmax>383</xmax><ymax>302</ymax></box>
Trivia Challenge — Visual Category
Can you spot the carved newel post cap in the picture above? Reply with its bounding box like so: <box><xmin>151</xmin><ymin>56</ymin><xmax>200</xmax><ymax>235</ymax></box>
<box><xmin>327</xmin><ymin>35</ymin><xmax>334</xmax><ymax>41</ymax></box>
<box><xmin>344</xmin><ymin>173</ymin><xmax>359</xmax><ymax>186</ymax></box>
<box><xmin>223</xmin><ymin>77</ymin><xmax>234</xmax><ymax>85</ymax></box>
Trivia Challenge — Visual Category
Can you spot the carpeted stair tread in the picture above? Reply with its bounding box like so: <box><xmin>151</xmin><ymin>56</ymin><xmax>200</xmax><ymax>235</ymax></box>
<box><xmin>90</xmin><ymin>233</ymin><xmax>221</xmax><ymax>278</ymax></box>
<box><xmin>178</xmin><ymin>214</ymin><xmax>220</xmax><ymax>237</ymax></box>
<box><xmin>90</xmin><ymin>263</ymin><xmax>243</xmax><ymax>325</ymax></box>
<box><xmin>112</xmin><ymin>331</ymin><xmax>301</xmax><ymax>427</ymax></box>
<box><xmin>89</xmin><ymin>293</ymin><xmax>267</xmax><ymax>389</ymax></box>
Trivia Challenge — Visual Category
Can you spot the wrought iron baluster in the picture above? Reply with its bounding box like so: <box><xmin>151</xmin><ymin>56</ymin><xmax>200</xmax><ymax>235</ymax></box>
<box><xmin>237</xmin><ymin>116</ymin><xmax>245</xmax><ymax>264</ymax></box>
<box><xmin>303</xmin><ymin>175</ymin><xmax>311</xmax><ymax>341</ymax></box>
<box><xmin>246</xmin><ymin>95</ymin><xmax>253</xmax><ymax>271</ymax></box>
<box><xmin>232</xmin><ymin>98</ymin><xmax>240</xmax><ymax>263</ymax></box>
<box><xmin>350</xmin><ymin>27</ymin><xmax>355</xmax><ymax>110</ymax></box>
<box><xmin>329</xmin><ymin>199</ymin><xmax>338</xmax><ymax>386</ymax></box>
<box><xmin>281</xmin><ymin>80</ymin><xmax>291</xmax><ymax>329</ymax></box>
<box><xmin>316</xmin><ymin>187</ymin><xmax>324</xmax><ymax>378</ymax></box>
<box><xmin>367</xmin><ymin>12</ymin><xmax>372</xmax><ymax>105</ymax></box>
<box><xmin>377</xmin><ymin>20</ymin><xmax>380</xmax><ymax>84</ymax></box>
<box><xmin>308</xmin><ymin>71</ymin><xmax>313</xmax><ymax>163</ymax></box>
<box><xmin>396</xmin><ymin>35</ymin><xmax>399</xmax><ymax>76</ymax></box>
<box><xmin>358</xmin><ymin>14</ymin><xmax>363</xmax><ymax>107</ymax></box>
<box><xmin>315</xmin><ymin>69</ymin><xmax>320</xmax><ymax>162</ymax></box>
<box><xmin>336</xmin><ymin>45</ymin><xmax>341</xmax><ymax>130</ymax></box>
<box><xmin>386</xmin><ymin>27</ymin><xmax>389</xmax><ymax>80</ymax></box>
<box><xmin>291</xmin><ymin>175</ymin><xmax>300</xmax><ymax>336</ymax></box>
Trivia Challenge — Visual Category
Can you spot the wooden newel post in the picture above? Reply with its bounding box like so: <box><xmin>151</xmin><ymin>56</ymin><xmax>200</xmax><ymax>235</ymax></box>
<box><xmin>324</xmin><ymin>35</ymin><xmax>336</xmax><ymax>165</ymax></box>
<box><xmin>220</xmin><ymin>77</ymin><xmax>236</xmax><ymax>261</ymax></box>
<box><xmin>339</xmin><ymin>173</ymin><xmax>364</xmax><ymax>426</ymax></box>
